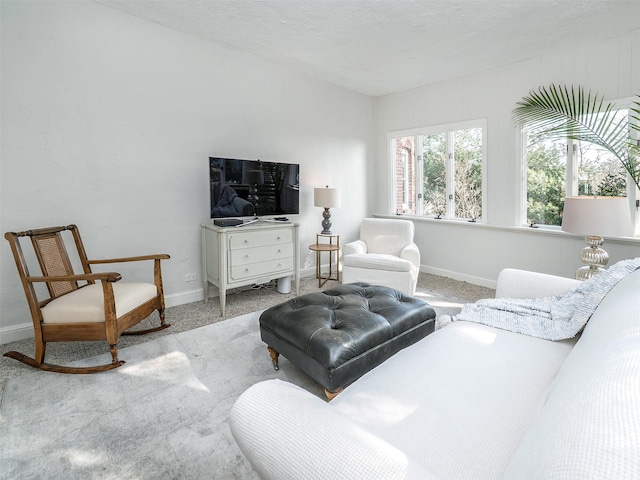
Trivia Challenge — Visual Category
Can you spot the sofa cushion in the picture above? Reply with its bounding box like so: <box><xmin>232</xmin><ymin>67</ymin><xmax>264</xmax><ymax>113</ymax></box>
<box><xmin>504</xmin><ymin>269</ymin><xmax>640</xmax><ymax>479</ymax></box>
<box><xmin>328</xmin><ymin>320</ymin><xmax>575</xmax><ymax>479</ymax></box>
<box><xmin>42</xmin><ymin>283</ymin><xmax>157</xmax><ymax>323</ymax></box>
<box><xmin>342</xmin><ymin>253</ymin><xmax>412</xmax><ymax>272</ymax></box>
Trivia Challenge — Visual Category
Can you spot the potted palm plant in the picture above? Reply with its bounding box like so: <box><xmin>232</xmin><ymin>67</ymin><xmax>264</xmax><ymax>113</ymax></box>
<box><xmin>512</xmin><ymin>84</ymin><xmax>640</xmax><ymax>191</ymax></box>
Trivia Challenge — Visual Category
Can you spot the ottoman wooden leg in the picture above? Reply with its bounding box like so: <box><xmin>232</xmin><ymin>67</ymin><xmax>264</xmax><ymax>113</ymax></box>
<box><xmin>324</xmin><ymin>388</ymin><xmax>343</xmax><ymax>401</ymax></box>
<box><xmin>267</xmin><ymin>346</ymin><xmax>280</xmax><ymax>371</ymax></box>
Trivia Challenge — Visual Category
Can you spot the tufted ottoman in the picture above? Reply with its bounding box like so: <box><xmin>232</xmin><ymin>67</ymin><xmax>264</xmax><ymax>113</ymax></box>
<box><xmin>259</xmin><ymin>282</ymin><xmax>436</xmax><ymax>399</ymax></box>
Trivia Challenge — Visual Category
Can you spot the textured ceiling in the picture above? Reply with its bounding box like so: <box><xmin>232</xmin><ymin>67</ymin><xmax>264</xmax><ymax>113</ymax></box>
<box><xmin>96</xmin><ymin>0</ymin><xmax>640</xmax><ymax>97</ymax></box>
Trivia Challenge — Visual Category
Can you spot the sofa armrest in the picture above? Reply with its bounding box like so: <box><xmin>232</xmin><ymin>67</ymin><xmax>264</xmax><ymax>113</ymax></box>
<box><xmin>230</xmin><ymin>380</ymin><xmax>437</xmax><ymax>480</ymax></box>
<box><xmin>343</xmin><ymin>239</ymin><xmax>367</xmax><ymax>256</ymax></box>
<box><xmin>400</xmin><ymin>242</ymin><xmax>421</xmax><ymax>269</ymax></box>
<box><xmin>495</xmin><ymin>268</ymin><xmax>580</xmax><ymax>299</ymax></box>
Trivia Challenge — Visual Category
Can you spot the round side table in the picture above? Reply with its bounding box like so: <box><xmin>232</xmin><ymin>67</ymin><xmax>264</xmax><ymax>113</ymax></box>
<box><xmin>308</xmin><ymin>234</ymin><xmax>340</xmax><ymax>287</ymax></box>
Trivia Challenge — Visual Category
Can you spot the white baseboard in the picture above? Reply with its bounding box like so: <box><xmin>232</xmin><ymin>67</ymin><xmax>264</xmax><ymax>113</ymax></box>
<box><xmin>420</xmin><ymin>265</ymin><xmax>497</xmax><ymax>289</ymax></box>
<box><xmin>165</xmin><ymin>288</ymin><xmax>204</xmax><ymax>307</ymax></box>
<box><xmin>170</xmin><ymin>270</ymin><xmax>317</xmax><ymax>304</ymax></box>
<box><xmin>0</xmin><ymin>322</ymin><xmax>35</xmax><ymax>343</ymax></box>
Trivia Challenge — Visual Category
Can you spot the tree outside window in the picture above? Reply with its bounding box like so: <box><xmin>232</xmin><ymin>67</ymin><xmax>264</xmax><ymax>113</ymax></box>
<box><xmin>453</xmin><ymin>128</ymin><xmax>483</xmax><ymax>221</ymax></box>
<box><xmin>526</xmin><ymin>139</ymin><xmax>566</xmax><ymax>226</ymax></box>
<box><xmin>422</xmin><ymin>133</ymin><xmax>446</xmax><ymax>217</ymax></box>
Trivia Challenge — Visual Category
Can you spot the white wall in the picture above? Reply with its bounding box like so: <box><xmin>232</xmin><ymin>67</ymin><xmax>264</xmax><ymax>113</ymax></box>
<box><xmin>0</xmin><ymin>1</ymin><xmax>373</xmax><ymax>341</ymax></box>
<box><xmin>3</xmin><ymin>2</ymin><xmax>639</xmax><ymax>344</ymax></box>
<box><xmin>374</xmin><ymin>32</ymin><xmax>640</xmax><ymax>285</ymax></box>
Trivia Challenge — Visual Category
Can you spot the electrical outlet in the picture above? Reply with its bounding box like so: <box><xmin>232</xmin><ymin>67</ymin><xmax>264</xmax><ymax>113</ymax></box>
<box><xmin>185</xmin><ymin>273</ymin><xmax>197</xmax><ymax>282</ymax></box>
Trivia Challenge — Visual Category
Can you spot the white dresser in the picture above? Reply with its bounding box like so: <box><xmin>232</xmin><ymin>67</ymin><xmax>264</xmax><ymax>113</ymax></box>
<box><xmin>201</xmin><ymin>221</ymin><xmax>300</xmax><ymax>315</ymax></box>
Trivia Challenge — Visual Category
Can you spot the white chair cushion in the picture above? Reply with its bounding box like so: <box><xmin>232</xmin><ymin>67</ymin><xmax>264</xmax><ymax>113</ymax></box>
<box><xmin>42</xmin><ymin>283</ymin><xmax>157</xmax><ymax>324</ymax></box>
<box><xmin>342</xmin><ymin>253</ymin><xmax>412</xmax><ymax>273</ymax></box>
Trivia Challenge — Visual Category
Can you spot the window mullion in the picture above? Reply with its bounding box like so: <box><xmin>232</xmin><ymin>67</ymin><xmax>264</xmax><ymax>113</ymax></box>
<box><xmin>415</xmin><ymin>136</ymin><xmax>424</xmax><ymax>216</ymax></box>
<box><xmin>628</xmin><ymin>108</ymin><xmax>639</xmax><ymax>235</ymax></box>
<box><xmin>445</xmin><ymin>130</ymin><xmax>455</xmax><ymax>218</ymax></box>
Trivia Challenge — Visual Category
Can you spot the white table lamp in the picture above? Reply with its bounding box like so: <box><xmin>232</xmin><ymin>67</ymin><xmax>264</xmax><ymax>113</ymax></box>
<box><xmin>561</xmin><ymin>196</ymin><xmax>632</xmax><ymax>280</ymax></box>
<box><xmin>314</xmin><ymin>186</ymin><xmax>340</xmax><ymax>234</ymax></box>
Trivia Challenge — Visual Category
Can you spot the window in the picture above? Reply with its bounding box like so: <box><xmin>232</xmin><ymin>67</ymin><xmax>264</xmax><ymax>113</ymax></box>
<box><xmin>524</xmin><ymin>108</ymin><xmax>629</xmax><ymax>227</ymax></box>
<box><xmin>391</xmin><ymin>120</ymin><xmax>486</xmax><ymax>221</ymax></box>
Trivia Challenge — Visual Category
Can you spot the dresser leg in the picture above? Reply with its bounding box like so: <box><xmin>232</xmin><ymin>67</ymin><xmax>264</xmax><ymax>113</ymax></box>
<box><xmin>219</xmin><ymin>291</ymin><xmax>226</xmax><ymax>316</ymax></box>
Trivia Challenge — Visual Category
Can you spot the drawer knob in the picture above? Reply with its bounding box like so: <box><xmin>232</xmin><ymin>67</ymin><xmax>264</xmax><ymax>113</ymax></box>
<box><xmin>244</xmin><ymin>255</ymin><xmax>249</xmax><ymax>259</ymax></box>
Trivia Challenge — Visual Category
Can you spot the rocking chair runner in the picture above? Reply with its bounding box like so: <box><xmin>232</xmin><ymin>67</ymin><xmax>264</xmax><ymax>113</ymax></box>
<box><xmin>4</xmin><ymin>224</ymin><xmax>170</xmax><ymax>373</ymax></box>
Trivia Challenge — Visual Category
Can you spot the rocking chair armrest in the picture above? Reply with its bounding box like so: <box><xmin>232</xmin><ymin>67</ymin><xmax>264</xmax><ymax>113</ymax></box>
<box><xmin>87</xmin><ymin>254</ymin><xmax>170</xmax><ymax>264</ymax></box>
<box><xmin>26</xmin><ymin>272</ymin><xmax>122</xmax><ymax>283</ymax></box>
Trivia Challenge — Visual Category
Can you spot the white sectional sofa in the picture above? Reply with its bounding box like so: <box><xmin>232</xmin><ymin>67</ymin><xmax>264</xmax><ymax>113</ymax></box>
<box><xmin>230</xmin><ymin>268</ymin><xmax>640</xmax><ymax>479</ymax></box>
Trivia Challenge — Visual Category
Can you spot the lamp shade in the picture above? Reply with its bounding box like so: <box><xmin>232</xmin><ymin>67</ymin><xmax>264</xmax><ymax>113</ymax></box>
<box><xmin>561</xmin><ymin>196</ymin><xmax>632</xmax><ymax>237</ymax></box>
<box><xmin>314</xmin><ymin>186</ymin><xmax>341</xmax><ymax>208</ymax></box>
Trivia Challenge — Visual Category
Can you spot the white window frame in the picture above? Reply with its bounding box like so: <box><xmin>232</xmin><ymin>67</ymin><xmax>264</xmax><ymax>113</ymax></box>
<box><xmin>388</xmin><ymin>119</ymin><xmax>488</xmax><ymax>222</ymax></box>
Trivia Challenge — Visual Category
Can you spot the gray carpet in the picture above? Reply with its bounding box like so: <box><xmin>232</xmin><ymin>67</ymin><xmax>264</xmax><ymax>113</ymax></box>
<box><xmin>0</xmin><ymin>274</ymin><xmax>494</xmax><ymax>479</ymax></box>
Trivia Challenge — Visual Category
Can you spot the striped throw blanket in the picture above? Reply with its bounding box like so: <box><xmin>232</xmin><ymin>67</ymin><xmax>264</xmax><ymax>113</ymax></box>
<box><xmin>457</xmin><ymin>257</ymin><xmax>640</xmax><ymax>341</ymax></box>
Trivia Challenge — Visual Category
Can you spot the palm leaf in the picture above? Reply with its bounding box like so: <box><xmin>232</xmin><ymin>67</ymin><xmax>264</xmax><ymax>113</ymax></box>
<box><xmin>512</xmin><ymin>84</ymin><xmax>640</xmax><ymax>191</ymax></box>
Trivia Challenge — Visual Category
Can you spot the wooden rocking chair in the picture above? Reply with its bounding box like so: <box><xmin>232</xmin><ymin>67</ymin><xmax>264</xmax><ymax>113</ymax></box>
<box><xmin>4</xmin><ymin>224</ymin><xmax>170</xmax><ymax>373</ymax></box>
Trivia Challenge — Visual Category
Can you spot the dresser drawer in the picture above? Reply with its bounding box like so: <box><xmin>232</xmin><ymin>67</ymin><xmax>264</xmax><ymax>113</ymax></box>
<box><xmin>230</xmin><ymin>244</ymin><xmax>293</xmax><ymax>267</ymax></box>
<box><xmin>228</xmin><ymin>229</ymin><xmax>293</xmax><ymax>250</ymax></box>
<box><xmin>230</xmin><ymin>257</ymin><xmax>294</xmax><ymax>282</ymax></box>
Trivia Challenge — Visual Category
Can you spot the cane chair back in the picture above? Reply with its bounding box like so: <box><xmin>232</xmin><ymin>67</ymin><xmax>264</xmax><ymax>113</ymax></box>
<box><xmin>31</xmin><ymin>228</ymin><xmax>83</xmax><ymax>297</ymax></box>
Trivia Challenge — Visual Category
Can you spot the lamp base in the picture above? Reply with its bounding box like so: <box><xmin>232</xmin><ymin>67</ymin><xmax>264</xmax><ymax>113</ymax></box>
<box><xmin>320</xmin><ymin>207</ymin><xmax>332</xmax><ymax>235</ymax></box>
<box><xmin>575</xmin><ymin>235</ymin><xmax>609</xmax><ymax>281</ymax></box>
<box><xmin>575</xmin><ymin>265</ymin><xmax>606</xmax><ymax>281</ymax></box>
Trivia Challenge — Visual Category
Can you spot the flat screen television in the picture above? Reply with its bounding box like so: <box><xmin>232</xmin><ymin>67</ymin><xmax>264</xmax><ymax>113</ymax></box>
<box><xmin>209</xmin><ymin>157</ymin><xmax>300</xmax><ymax>219</ymax></box>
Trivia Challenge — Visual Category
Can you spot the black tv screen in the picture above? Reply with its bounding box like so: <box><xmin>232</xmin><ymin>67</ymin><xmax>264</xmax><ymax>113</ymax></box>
<box><xmin>209</xmin><ymin>157</ymin><xmax>300</xmax><ymax>219</ymax></box>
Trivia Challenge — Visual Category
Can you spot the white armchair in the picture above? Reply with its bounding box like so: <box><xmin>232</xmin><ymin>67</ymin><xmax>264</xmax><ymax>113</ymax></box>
<box><xmin>342</xmin><ymin>218</ymin><xmax>420</xmax><ymax>296</ymax></box>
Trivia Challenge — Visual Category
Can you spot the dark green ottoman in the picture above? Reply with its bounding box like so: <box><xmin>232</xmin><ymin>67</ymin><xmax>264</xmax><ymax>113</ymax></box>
<box><xmin>259</xmin><ymin>282</ymin><xmax>436</xmax><ymax>399</ymax></box>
